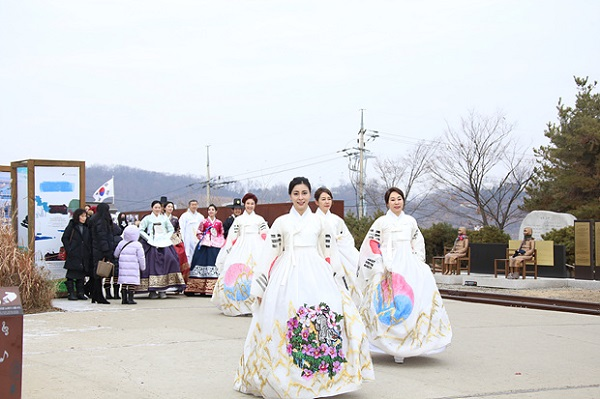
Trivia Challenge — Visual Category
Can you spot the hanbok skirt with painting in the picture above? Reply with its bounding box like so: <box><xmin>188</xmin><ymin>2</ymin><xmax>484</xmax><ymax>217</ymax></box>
<box><xmin>234</xmin><ymin>246</ymin><xmax>374</xmax><ymax>399</ymax></box>
<box><xmin>360</xmin><ymin>241</ymin><xmax>452</xmax><ymax>358</ymax></box>
<box><xmin>211</xmin><ymin>232</ymin><xmax>263</xmax><ymax>316</ymax></box>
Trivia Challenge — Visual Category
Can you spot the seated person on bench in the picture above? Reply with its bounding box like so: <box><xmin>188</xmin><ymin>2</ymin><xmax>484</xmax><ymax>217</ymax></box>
<box><xmin>508</xmin><ymin>226</ymin><xmax>535</xmax><ymax>279</ymax></box>
<box><xmin>443</xmin><ymin>226</ymin><xmax>469</xmax><ymax>275</ymax></box>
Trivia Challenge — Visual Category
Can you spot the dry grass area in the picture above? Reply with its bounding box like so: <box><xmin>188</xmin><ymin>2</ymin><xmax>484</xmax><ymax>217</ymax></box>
<box><xmin>0</xmin><ymin>225</ymin><xmax>56</xmax><ymax>314</ymax></box>
<box><xmin>439</xmin><ymin>284</ymin><xmax>600</xmax><ymax>303</ymax></box>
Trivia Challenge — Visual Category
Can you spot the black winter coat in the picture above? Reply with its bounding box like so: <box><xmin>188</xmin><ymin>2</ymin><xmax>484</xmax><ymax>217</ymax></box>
<box><xmin>61</xmin><ymin>220</ymin><xmax>92</xmax><ymax>273</ymax></box>
<box><xmin>223</xmin><ymin>215</ymin><xmax>235</xmax><ymax>239</ymax></box>
<box><xmin>112</xmin><ymin>223</ymin><xmax>123</xmax><ymax>272</ymax></box>
<box><xmin>89</xmin><ymin>214</ymin><xmax>116</xmax><ymax>263</ymax></box>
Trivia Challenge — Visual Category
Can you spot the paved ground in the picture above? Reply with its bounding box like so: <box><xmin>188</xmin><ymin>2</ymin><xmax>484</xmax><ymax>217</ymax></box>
<box><xmin>21</xmin><ymin>291</ymin><xmax>600</xmax><ymax>399</ymax></box>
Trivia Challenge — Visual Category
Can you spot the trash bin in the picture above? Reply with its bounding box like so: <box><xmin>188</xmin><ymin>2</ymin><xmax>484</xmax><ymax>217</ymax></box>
<box><xmin>0</xmin><ymin>286</ymin><xmax>23</xmax><ymax>398</ymax></box>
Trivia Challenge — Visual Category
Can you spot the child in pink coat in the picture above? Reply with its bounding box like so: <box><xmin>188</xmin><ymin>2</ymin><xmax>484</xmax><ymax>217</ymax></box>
<box><xmin>114</xmin><ymin>225</ymin><xmax>146</xmax><ymax>304</ymax></box>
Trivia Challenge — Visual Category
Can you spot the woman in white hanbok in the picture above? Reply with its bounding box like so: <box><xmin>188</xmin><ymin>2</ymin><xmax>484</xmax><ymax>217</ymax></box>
<box><xmin>357</xmin><ymin>187</ymin><xmax>452</xmax><ymax>364</ymax></box>
<box><xmin>314</xmin><ymin>187</ymin><xmax>362</xmax><ymax>307</ymax></box>
<box><xmin>234</xmin><ymin>177</ymin><xmax>374</xmax><ymax>399</ymax></box>
<box><xmin>212</xmin><ymin>193</ymin><xmax>269</xmax><ymax>316</ymax></box>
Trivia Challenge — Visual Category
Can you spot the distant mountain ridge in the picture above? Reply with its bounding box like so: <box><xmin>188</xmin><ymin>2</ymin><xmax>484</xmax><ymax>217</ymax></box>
<box><xmin>85</xmin><ymin>164</ymin><xmax>360</xmax><ymax>213</ymax></box>
<box><xmin>85</xmin><ymin>164</ymin><xmax>519</xmax><ymax>236</ymax></box>
<box><xmin>86</xmin><ymin>165</ymin><xmax>207</xmax><ymax>211</ymax></box>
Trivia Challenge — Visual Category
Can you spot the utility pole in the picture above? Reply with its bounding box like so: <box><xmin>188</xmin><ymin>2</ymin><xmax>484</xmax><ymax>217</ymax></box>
<box><xmin>358</xmin><ymin>109</ymin><xmax>366</xmax><ymax>219</ymax></box>
<box><xmin>339</xmin><ymin>109</ymin><xmax>376</xmax><ymax>219</ymax></box>
<box><xmin>206</xmin><ymin>145</ymin><xmax>211</xmax><ymax>206</ymax></box>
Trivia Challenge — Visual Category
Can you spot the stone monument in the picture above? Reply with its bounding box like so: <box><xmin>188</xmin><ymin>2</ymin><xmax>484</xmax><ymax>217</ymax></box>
<box><xmin>519</xmin><ymin>210</ymin><xmax>576</xmax><ymax>240</ymax></box>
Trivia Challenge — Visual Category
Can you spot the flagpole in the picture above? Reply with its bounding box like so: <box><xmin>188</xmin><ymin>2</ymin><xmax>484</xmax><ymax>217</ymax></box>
<box><xmin>112</xmin><ymin>176</ymin><xmax>115</xmax><ymax>205</ymax></box>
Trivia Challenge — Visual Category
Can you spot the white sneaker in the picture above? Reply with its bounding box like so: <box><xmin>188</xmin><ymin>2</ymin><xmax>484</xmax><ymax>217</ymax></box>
<box><xmin>158</xmin><ymin>292</ymin><xmax>167</xmax><ymax>299</ymax></box>
<box><xmin>394</xmin><ymin>356</ymin><xmax>404</xmax><ymax>364</ymax></box>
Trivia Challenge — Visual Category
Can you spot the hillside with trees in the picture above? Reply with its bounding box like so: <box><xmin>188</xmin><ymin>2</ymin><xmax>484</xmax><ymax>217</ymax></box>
<box><xmin>85</xmin><ymin>165</ymin><xmax>359</xmax><ymax>213</ymax></box>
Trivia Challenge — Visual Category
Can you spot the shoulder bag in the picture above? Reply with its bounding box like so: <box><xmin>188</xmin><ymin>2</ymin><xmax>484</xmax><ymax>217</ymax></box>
<box><xmin>96</xmin><ymin>258</ymin><xmax>114</xmax><ymax>278</ymax></box>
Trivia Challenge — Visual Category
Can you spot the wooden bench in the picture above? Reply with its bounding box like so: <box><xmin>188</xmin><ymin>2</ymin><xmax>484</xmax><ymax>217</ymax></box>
<box><xmin>494</xmin><ymin>248</ymin><xmax>537</xmax><ymax>279</ymax></box>
<box><xmin>431</xmin><ymin>245</ymin><xmax>451</xmax><ymax>274</ymax></box>
<box><xmin>431</xmin><ymin>246</ymin><xmax>470</xmax><ymax>275</ymax></box>
<box><xmin>431</xmin><ymin>255</ymin><xmax>444</xmax><ymax>274</ymax></box>
<box><xmin>456</xmin><ymin>247</ymin><xmax>471</xmax><ymax>275</ymax></box>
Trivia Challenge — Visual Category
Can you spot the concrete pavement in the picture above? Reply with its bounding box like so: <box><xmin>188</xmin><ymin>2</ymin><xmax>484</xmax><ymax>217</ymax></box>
<box><xmin>22</xmin><ymin>293</ymin><xmax>600</xmax><ymax>399</ymax></box>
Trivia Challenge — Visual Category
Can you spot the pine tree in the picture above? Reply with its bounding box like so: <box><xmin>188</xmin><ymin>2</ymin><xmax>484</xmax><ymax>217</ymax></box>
<box><xmin>523</xmin><ymin>77</ymin><xmax>600</xmax><ymax>218</ymax></box>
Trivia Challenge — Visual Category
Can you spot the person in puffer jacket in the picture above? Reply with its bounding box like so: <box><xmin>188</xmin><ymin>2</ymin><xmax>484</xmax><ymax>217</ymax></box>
<box><xmin>114</xmin><ymin>225</ymin><xmax>146</xmax><ymax>305</ymax></box>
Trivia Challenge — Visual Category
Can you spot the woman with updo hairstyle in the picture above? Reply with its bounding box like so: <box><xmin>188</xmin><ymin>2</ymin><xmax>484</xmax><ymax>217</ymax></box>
<box><xmin>188</xmin><ymin>203</ymin><xmax>225</xmax><ymax>295</ymax></box>
<box><xmin>314</xmin><ymin>186</ymin><xmax>362</xmax><ymax>306</ymax></box>
<box><xmin>234</xmin><ymin>177</ymin><xmax>374</xmax><ymax>398</ymax></box>
<box><xmin>212</xmin><ymin>192</ymin><xmax>269</xmax><ymax>316</ymax></box>
<box><xmin>138</xmin><ymin>200</ymin><xmax>186</xmax><ymax>299</ymax></box>
<box><xmin>163</xmin><ymin>201</ymin><xmax>179</xmax><ymax>232</ymax></box>
<box><xmin>242</xmin><ymin>192</ymin><xmax>257</xmax><ymax>206</ymax></box>
<box><xmin>357</xmin><ymin>187</ymin><xmax>452</xmax><ymax>364</ymax></box>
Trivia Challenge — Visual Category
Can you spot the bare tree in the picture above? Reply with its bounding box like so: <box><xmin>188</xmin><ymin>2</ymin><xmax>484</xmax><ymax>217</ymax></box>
<box><xmin>364</xmin><ymin>141</ymin><xmax>434</xmax><ymax>213</ymax></box>
<box><xmin>431</xmin><ymin>111</ymin><xmax>534</xmax><ymax>230</ymax></box>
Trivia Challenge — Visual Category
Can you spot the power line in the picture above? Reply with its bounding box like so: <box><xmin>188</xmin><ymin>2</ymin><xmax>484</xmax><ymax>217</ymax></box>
<box><xmin>236</xmin><ymin>155</ymin><xmax>342</xmax><ymax>182</ymax></box>
<box><xmin>231</xmin><ymin>152</ymin><xmax>342</xmax><ymax>179</ymax></box>
<box><xmin>88</xmin><ymin>152</ymin><xmax>345</xmax><ymax>208</ymax></box>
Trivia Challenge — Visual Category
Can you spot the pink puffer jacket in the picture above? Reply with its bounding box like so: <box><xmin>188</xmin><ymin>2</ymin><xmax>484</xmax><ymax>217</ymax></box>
<box><xmin>114</xmin><ymin>226</ymin><xmax>146</xmax><ymax>285</ymax></box>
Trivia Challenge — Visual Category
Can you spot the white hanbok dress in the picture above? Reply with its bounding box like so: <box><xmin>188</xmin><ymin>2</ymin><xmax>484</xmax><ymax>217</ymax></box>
<box><xmin>315</xmin><ymin>208</ymin><xmax>362</xmax><ymax>306</ymax></box>
<box><xmin>357</xmin><ymin>210</ymin><xmax>452</xmax><ymax>358</ymax></box>
<box><xmin>211</xmin><ymin>211</ymin><xmax>269</xmax><ymax>316</ymax></box>
<box><xmin>234</xmin><ymin>207</ymin><xmax>374</xmax><ymax>399</ymax></box>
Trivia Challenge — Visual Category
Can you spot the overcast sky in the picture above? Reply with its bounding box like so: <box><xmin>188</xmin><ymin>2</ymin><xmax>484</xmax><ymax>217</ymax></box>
<box><xmin>1</xmin><ymin>1</ymin><xmax>599</xmax><ymax>190</ymax></box>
